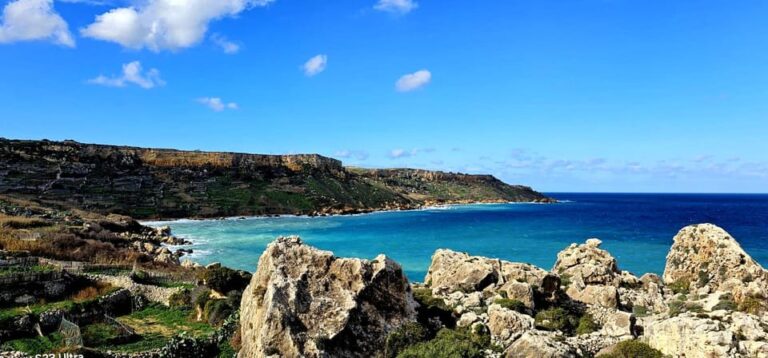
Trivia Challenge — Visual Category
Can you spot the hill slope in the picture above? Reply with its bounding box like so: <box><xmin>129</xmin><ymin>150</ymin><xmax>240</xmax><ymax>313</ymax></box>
<box><xmin>0</xmin><ymin>138</ymin><xmax>552</xmax><ymax>219</ymax></box>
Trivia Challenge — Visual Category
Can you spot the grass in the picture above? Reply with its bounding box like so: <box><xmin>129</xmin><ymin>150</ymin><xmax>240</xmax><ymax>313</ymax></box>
<box><xmin>102</xmin><ymin>304</ymin><xmax>214</xmax><ymax>352</ymax></box>
<box><xmin>0</xmin><ymin>283</ymin><xmax>118</xmax><ymax>323</ymax></box>
<box><xmin>0</xmin><ymin>264</ymin><xmax>55</xmax><ymax>277</ymax></box>
<box><xmin>0</xmin><ymin>333</ymin><xmax>64</xmax><ymax>354</ymax></box>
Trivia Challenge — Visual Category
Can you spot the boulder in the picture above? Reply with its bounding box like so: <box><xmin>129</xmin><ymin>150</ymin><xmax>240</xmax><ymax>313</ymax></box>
<box><xmin>506</xmin><ymin>330</ymin><xmax>577</xmax><ymax>358</ymax></box>
<box><xmin>565</xmin><ymin>284</ymin><xmax>618</xmax><ymax>309</ymax></box>
<box><xmin>487</xmin><ymin>304</ymin><xmax>535</xmax><ymax>347</ymax></box>
<box><xmin>663</xmin><ymin>224</ymin><xmax>768</xmax><ymax>307</ymax></box>
<box><xmin>425</xmin><ymin>249</ymin><xmax>558</xmax><ymax>304</ymax></box>
<box><xmin>553</xmin><ymin>239</ymin><xmax>622</xmax><ymax>308</ymax></box>
<box><xmin>425</xmin><ymin>249</ymin><xmax>499</xmax><ymax>293</ymax></box>
<box><xmin>239</xmin><ymin>236</ymin><xmax>417</xmax><ymax>357</ymax></box>
<box><xmin>601</xmin><ymin>311</ymin><xmax>635</xmax><ymax>338</ymax></box>
<box><xmin>644</xmin><ymin>313</ymin><xmax>736</xmax><ymax>357</ymax></box>
<box><xmin>498</xmin><ymin>281</ymin><xmax>536</xmax><ymax>310</ymax></box>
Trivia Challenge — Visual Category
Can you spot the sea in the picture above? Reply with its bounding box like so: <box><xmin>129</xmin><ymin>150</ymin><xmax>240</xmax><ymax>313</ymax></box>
<box><xmin>144</xmin><ymin>193</ymin><xmax>768</xmax><ymax>282</ymax></box>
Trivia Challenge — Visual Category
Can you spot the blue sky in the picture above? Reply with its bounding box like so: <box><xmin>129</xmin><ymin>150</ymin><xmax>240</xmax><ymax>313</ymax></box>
<box><xmin>1</xmin><ymin>0</ymin><xmax>767</xmax><ymax>193</ymax></box>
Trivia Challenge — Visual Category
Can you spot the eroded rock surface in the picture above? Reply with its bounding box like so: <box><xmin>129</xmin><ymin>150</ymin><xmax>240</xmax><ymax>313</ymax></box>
<box><xmin>664</xmin><ymin>223</ymin><xmax>768</xmax><ymax>306</ymax></box>
<box><xmin>239</xmin><ymin>236</ymin><xmax>417</xmax><ymax>357</ymax></box>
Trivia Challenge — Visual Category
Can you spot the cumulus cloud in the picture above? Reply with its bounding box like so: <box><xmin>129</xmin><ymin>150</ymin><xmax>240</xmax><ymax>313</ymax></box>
<box><xmin>88</xmin><ymin>61</ymin><xmax>165</xmax><ymax>89</ymax></box>
<box><xmin>302</xmin><ymin>54</ymin><xmax>327</xmax><ymax>77</ymax></box>
<box><xmin>211</xmin><ymin>33</ymin><xmax>239</xmax><ymax>54</ymax></box>
<box><xmin>396</xmin><ymin>70</ymin><xmax>431</xmax><ymax>92</ymax></box>
<box><xmin>374</xmin><ymin>0</ymin><xmax>417</xmax><ymax>14</ymax></box>
<box><xmin>198</xmin><ymin>97</ymin><xmax>238</xmax><ymax>112</ymax></box>
<box><xmin>0</xmin><ymin>0</ymin><xmax>74</xmax><ymax>47</ymax></box>
<box><xmin>80</xmin><ymin>0</ymin><xmax>274</xmax><ymax>51</ymax></box>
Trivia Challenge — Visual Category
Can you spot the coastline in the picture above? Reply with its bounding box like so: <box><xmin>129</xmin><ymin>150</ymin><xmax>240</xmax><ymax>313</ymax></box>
<box><xmin>139</xmin><ymin>199</ymin><xmax>561</xmax><ymax>226</ymax></box>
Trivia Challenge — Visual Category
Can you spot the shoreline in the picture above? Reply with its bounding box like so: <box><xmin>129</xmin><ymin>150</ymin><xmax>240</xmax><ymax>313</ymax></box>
<box><xmin>139</xmin><ymin>199</ymin><xmax>562</xmax><ymax>226</ymax></box>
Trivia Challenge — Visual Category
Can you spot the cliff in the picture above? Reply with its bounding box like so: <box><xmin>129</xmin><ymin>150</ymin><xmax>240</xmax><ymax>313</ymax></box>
<box><xmin>0</xmin><ymin>138</ymin><xmax>552</xmax><ymax>219</ymax></box>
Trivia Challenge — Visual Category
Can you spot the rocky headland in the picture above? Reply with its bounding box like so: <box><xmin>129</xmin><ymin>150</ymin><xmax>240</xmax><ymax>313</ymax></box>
<box><xmin>0</xmin><ymin>138</ymin><xmax>552</xmax><ymax>219</ymax></box>
<box><xmin>238</xmin><ymin>224</ymin><xmax>768</xmax><ymax>358</ymax></box>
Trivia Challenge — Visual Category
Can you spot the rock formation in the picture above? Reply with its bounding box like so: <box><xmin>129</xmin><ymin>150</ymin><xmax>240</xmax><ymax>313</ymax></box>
<box><xmin>664</xmin><ymin>223</ymin><xmax>768</xmax><ymax>306</ymax></box>
<box><xmin>233</xmin><ymin>224</ymin><xmax>768</xmax><ymax>357</ymax></box>
<box><xmin>238</xmin><ymin>236</ymin><xmax>417</xmax><ymax>357</ymax></box>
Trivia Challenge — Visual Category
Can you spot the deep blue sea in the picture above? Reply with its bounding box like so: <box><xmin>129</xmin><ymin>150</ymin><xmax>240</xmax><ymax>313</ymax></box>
<box><xmin>146</xmin><ymin>193</ymin><xmax>768</xmax><ymax>282</ymax></box>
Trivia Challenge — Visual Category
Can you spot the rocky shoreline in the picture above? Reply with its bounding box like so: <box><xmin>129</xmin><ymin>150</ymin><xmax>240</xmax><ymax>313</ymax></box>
<box><xmin>238</xmin><ymin>223</ymin><xmax>768</xmax><ymax>357</ymax></box>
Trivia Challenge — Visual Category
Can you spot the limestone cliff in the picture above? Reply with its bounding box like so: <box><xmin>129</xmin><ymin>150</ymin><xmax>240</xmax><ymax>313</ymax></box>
<box><xmin>0</xmin><ymin>138</ymin><xmax>552</xmax><ymax>219</ymax></box>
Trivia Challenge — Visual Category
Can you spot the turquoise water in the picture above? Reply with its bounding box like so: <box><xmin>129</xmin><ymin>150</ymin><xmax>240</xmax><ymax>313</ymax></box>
<box><xmin>146</xmin><ymin>193</ymin><xmax>768</xmax><ymax>281</ymax></box>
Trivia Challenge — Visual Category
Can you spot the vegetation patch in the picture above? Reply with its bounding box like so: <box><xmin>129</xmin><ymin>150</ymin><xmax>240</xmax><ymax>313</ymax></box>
<box><xmin>597</xmin><ymin>340</ymin><xmax>664</xmax><ymax>358</ymax></box>
<box><xmin>396</xmin><ymin>328</ymin><xmax>497</xmax><ymax>358</ymax></box>
<box><xmin>493</xmin><ymin>298</ymin><xmax>527</xmax><ymax>313</ymax></box>
<box><xmin>534</xmin><ymin>307</ymin><xmax>581</xmax><ymax>335</ymax></box>
<box><xmin>0</xmin><ymin>332</ymin><xmax>64</xmax><ymax>354</ymax></box>
<box><xmin>575</xmin><ymin>313</ymin><xmax>600</xmax><ymax>335</ymax></box>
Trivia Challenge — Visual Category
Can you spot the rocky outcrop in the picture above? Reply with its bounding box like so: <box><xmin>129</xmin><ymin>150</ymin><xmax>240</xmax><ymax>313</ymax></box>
<box><xmin>664</xmin><ymin>224</ymin><xmax>768</xmax><ymax>306</ymax></box>
<box><xmin>506</xmin><ymin>330</ymin><xmax>577</xmax><ymax>358</ymax></box>
<box><xmin>645</xmin><ymin>313</ymin><xmax>737</xmax><ymax>357</ymax></box>
<box><xmin>238</xmin><ymin>236</ymin><xmax>417</xmax><ymax>357</ymax></box>
<box><xmin>425</xmin><ymin>249</ymin><xmax>559</xmax><ymax>309</ymax></box>
<box><xmin>0</xmin><ymin>138</ymin><xmax>551</xmax><ymax>219</ymax></box>
<box><xmin>552</xmin><ymin>238</ymin><xmax>622</xmax><ymax>308</ymax></box>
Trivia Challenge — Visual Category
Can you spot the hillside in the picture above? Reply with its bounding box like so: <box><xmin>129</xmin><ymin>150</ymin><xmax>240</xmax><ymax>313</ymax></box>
<box><xmin>0</xmin><ymin>138</ymin><xmax>552</xmax><ymax>219</ymax></box>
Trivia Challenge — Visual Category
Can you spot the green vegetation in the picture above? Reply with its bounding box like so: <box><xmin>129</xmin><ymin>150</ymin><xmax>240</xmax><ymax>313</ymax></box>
<box><xmin>669</xmin><ymin>278</ymin><xmax>690</xmax><ymax>295</ymax></box>
<box><xmin>712</xmin><ymin>294</ymin><xmax>737</xmax><ymax>311</ymax></box>
<box><xmin>396</xmin><ymin>328</ymin><xmax>497</xmax><ymax>358</ymax></box>
<box><xmin>0</xmin><ymin>264</ymin><xmax>55</xmax><ymax>277</ymax></box>
<box><xmin>384</xmin><ymin>322</ymin><xmax>430</xmax><ymax>358</ymax></box>
<box><xmin>105</xmin><ymin>304</ymin><xmax>214</xmax><ymax>352</ymax></box>
<box><xmin>738</xmin><ymin>295</ymin><xmax>766</xmax><ymax>315</ymax></box>
<box><xmin>493</xmin><ymin>298</ymin><xmax>527</xmax><ymax>313</ymax></box>
<box><xmin>668</xmin><ymin>299</ymin><xmax>703</xmax><ymax>317</ymax></box>
<box><xmin>82</xmin><ymin>322</ymin><xmax>125</xmax><ymax>347</ymax></box>
<box><xmin>200</xmin><ymin>266</ymin><xmax>251</xmax><ymax>294</ymax></box>
<box><xmin>597</xmin><ymin>340</ymin><xmax>664</xmax><ymax>358</ymax></box>
<box><xmin>412</xmin><ymin>288</ymin><xmax>451</xmax><ymax>312</ymax></box>
<box><xmin>576</xmin><ymin>313</ymin><xmax>600</xmax><ymax>335</ymax></box>
<box><xmin>560</xmin><ymin>274</ymin><xmax>572</xmax><ymax>288</ymax></box>
<box><xmin>632</xmin><ymin>305</ymin><xmax>649</xmax><ymax>317</ymax></box>
<box><xmin>534</xmin><ymin>307</ymin><xmax>581</xmax><ymax>334</ymax></box>
<box><xmin>0</xmin><ymin>332</ymin><xmax>63</xmax><ymax>353</ymax></box>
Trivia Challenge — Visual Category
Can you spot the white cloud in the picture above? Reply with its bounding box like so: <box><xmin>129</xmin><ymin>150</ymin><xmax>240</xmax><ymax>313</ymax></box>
<box><xmin>198</xmin><ymin>97</ymin><xmax>238</xmax><ymax>112</ymax></box>
<box><xmin>302</xmin><ymin>54</ymin><xmax>327</xmax><ymax>77</ymax></box>
<box><xmin>395</xmin><ymin>69</ymin><xmax>431</xmax><ymax>92</ymax></box>
<box><xmin>80</xmin><ymin>0</ymin><xmax>274</xmax><ymax>52</ymax></box>
<box><xmin>211</xmin><ymin>33</ymin><xmax>239</xmax><ymax>54</ymax></box>
<box><xmin>389</xmin><ymin>149</ymin><xmax>411</xmax><ymax>159</ymax></box>
<box><xmin>374</xmin><ymin>0</ymin><xmax>417</xmax><ymax>14</ymax></box>
<box><xmin>88</xmin><ymin>61</ymin><xmax>165</xmax><ymax>89</ymax></box>
<box><xmin>335</xmin><ymin>150</ymin><xmax>369</xmax><ymax>161</ymax></box>
<box><xmin>0</xmin><ymin>0</ymin><xmax>75</xmax><ymax>47</ymax></box>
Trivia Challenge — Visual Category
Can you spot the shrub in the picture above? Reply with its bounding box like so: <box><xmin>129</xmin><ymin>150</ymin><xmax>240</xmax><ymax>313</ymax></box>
<box><xmin>597</xmin><ymin>340</ymin><xmax>663</xmax><ymax>358</ymax></box>
<box><xmin>738</xmin><ymin>296</ymin><xmax>765</xmax><ymax>315</ymax></box>
<box><xmin>169</xmin><ymin>289</ymin><xmax>192</xmax><ymax>309</ymax></box>
<box><xmin>669</xmin><ymin>279</ymin><xmax>690</xmax><ymax>295</ymax></box>
<box><xmin>203</xmin><ymin>299</ymin><xmax>234</xmax><ymax>326</ymax></box>
<box><xmin>575</xmin><ymin>313</ymin><xmax>600</xmax><ymax>335</ymax></box>
<box><xmin>560</xmin><ymin>274</ymin><xmax>572</xmax><ymax>288</ymax></box>
<box><xmin>202</xmin><ymin>267</ymin><xmax>251</xmax><ymax>294</ymax></box>
<box><xmin>384</xmin><ymin>322</ymin><xmax>429</xmax><ymax>358</ymax></box>
<box><xmin>712</xmin><ymin>298</ymin><xmax>737</xmax><ymax>311</ymax></box>
<box><xmin>396</xmin><ymin>328</ymin><xmax>493</xmax><ymax>358</ymax></box>
<box><xmin>534</xmin><ymin>307</ymin><xmax>579</xmax><ymax>334</ymax></box>
<box><xmin>493</xmin><ymin>299</ymin><xmax>527</xmax><ymax>313</ymax></box>
<box><xmin>632</xmin><ymin>305</ymin><xmax>649</xmax><ymax>317</ymax></box>
<box><xmin>412</xmin><ymin>287</ymin><xmax>455</xmax><ymax>329</ymax></box>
